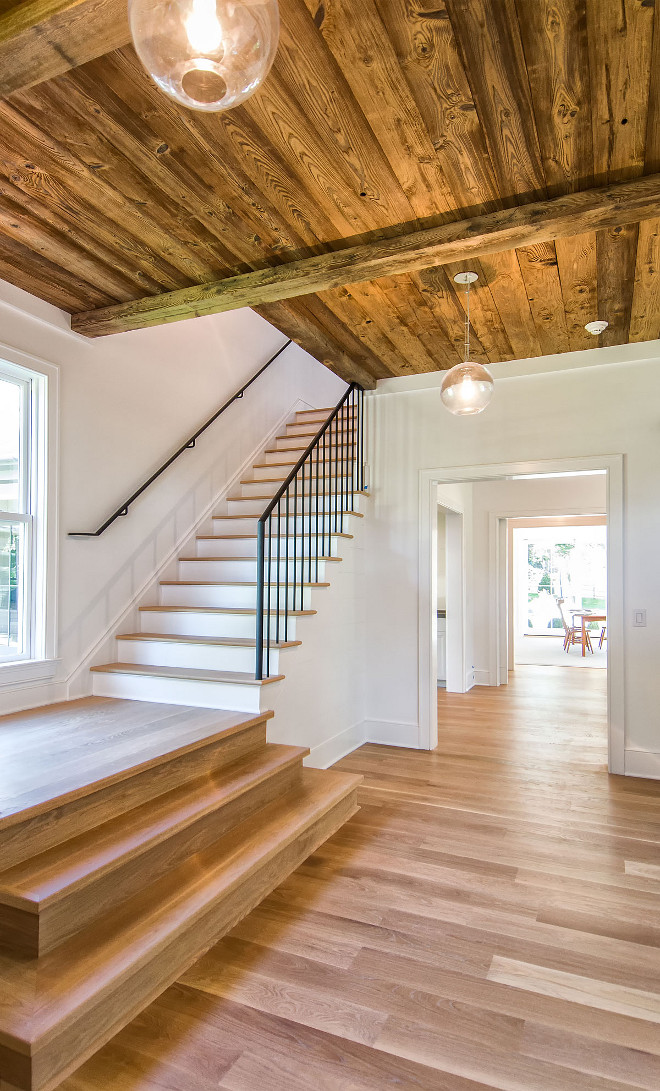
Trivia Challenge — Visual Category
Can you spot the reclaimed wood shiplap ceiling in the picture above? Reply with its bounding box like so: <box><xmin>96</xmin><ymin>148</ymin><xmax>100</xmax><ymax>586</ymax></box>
<box><xmin>0</xmin><ymin>0</ymin><xmax>659</xmax><ymax>385</ymax></box>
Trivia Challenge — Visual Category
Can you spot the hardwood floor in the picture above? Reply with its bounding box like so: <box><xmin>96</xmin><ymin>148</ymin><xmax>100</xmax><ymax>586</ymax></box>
<box><xmin>60</xmin><ymin>666</ymin><xmax>660</xmax><ymax>1090</ymax></box>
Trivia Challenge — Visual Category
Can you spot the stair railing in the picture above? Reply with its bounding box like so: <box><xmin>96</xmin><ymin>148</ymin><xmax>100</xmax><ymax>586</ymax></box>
<box><xmin>69</xmin><ymin>339</ymin><xmax>292</xmax><ymax>537</ymax></box>
<box><xmin>256</xmin><ymin>383</ymin><xmax>365</xmax><ymax>680</ymax></box>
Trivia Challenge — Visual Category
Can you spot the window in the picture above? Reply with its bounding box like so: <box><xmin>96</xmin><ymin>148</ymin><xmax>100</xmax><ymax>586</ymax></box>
<box><xmin>0</xmin><ymin>358</ymin><xmax>49</xmax><ymax>667</ymax></box>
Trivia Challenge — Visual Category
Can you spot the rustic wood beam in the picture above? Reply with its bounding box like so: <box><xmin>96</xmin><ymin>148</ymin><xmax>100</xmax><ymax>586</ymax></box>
<box><xmin>71</xmin><ymin>174</ymin><xmax>660</xmax><ymax>338</ymax></box>
<box><xmin>0</xmin><ymin>0</ymin><xmax>130</xmax><ymax>98</ymax></box>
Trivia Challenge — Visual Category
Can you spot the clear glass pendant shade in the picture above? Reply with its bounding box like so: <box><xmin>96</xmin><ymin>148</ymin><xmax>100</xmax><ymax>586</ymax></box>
<box><xmin>128</xmin><ymin>0</ymin><xmax>280</xmax><ymax>112</ymax></box>
<box><xmin>440</xmin><ymin>360</ymin><xmax>494</xmax><ymax>416</ymax></box>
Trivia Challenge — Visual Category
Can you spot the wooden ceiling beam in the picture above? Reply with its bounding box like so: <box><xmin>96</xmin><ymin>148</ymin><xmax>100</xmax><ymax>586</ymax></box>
<box><xmin>71</xmin><ymin>173</ymin><xmax>660</xmax><ymax>338</ymax></box>
<box><xmin>0</xmin><ymin>0</ymin><xmax>130</xmax><ymax>98</ymax></box>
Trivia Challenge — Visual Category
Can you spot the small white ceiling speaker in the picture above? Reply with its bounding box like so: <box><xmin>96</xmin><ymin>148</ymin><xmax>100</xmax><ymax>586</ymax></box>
<box><xmin>584</xmin><ymin>320</ymin><xmax>609</xmax><ymax>335</ymax></box>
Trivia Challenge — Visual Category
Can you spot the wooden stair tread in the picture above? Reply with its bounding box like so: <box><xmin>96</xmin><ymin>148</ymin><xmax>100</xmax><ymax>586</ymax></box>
<box><xmin>0</xmin><ymin>746</ymin><xmax>307</xmax><ymax>911</ymax></box>
<box><xmin>116</xmin><ymin>634</ymin><xmax>302</xmax><ymax>649</ymax></box>
<box><xmin>177</xmin><ymin>554</ymin><xmax>343</xmax><ymax>562</ymax></box>
<box><xmin>139</xmin><ymin>606</ymin><xmax>316</xmax><ymax>616</ymax></box>
<box><xmin>90</xmin><ymin>663</ymin><xmax>284</xmax><ymax>685</ymax></box>
<box><xmin>196</xmin><ymin>533</ymin><xmax>354</xmax><ymax>540</ymax></box>
<box><xmin>0</xmin><ymin>700</ymin><xmax>269</xmax><ymax>831</ymax></box>
<box><xmin>0</xmin><ymin>768</ymin><xmax>361</xmax><ymax>1051</ymax></box>
<box><xmin>159</xmin><ymin>580</ymin><xmax>330</xmax><ymax>587</ymax></box>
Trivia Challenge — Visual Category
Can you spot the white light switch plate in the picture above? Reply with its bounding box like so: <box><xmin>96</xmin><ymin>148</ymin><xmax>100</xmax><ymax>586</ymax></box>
<box><xmin>633</xmin><ymin>609</ymin><xmax>647</xmax><ymax>627</ymax></box>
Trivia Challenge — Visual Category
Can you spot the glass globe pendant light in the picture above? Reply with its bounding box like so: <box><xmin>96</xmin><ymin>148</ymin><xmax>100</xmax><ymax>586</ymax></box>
<box><xmin>440</xmin><ymin>272</ymin><xmax>494</xmax><ymax>416</ymax></box>
<box><xmin>128</xmin><ymin>0</ymin><xmax>280</xmax><ymax>112</ymax></box>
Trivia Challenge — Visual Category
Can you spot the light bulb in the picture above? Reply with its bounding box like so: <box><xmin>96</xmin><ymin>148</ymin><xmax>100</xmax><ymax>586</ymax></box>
<box><xmin>440</xmin><ymin>361</ymin><xmax>494</xmax><ymax>416</ymax></box>
<box><xmin>186</xmin><ymin>0</ymin><xmax>223</xmax><ymax>53</ymax></box>
<box><xmin>129</xmin><ymin>0</ymin><xmax>280</xmax><ymax>112</ymax></box>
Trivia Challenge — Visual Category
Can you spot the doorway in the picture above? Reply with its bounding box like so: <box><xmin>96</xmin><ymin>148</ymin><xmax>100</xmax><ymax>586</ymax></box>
<box><xmin>419</xmin><ymin>456</ymin><xmax>624</xmax><ymax>773</ymax></box>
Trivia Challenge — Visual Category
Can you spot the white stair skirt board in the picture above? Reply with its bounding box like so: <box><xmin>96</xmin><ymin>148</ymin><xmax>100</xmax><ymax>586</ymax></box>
<box><xmin>91</xmin><ymin>401</ymin><xmax>369</xmax><ymax>714</ymax></box>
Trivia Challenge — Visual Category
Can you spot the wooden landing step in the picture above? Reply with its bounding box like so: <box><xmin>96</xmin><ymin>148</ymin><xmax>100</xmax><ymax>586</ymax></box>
<box><xmin>0</xmin><ymin>699</ymin><xmax>361</xmax><ymax>1091</ymax></box>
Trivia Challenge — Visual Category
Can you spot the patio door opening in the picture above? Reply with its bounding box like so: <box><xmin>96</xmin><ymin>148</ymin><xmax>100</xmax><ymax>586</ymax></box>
<box><xmin>512</xmin><ymin>518</ymin><xmax>607</xmax><ymax>673</ymax></box>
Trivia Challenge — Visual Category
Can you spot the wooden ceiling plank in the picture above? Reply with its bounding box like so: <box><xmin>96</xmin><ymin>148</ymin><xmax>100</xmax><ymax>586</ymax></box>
<box><xmin>350</xmin><ymin>279</ymin><xmax>443</xmax><ymax>374</ymax></box>
<box><xmin>587</xmin><ymin>0</ymin><xmax>654</xmax><ymax>187</ymax></box>
<box><xmin>376</xmin><ymin>273</ymin><xmax>461</xmax><ymax>370</ymax></box>
<box><xmin>70</xmin><ymin>173</ymin><xmax>660</xmax><ymax>337</ymax></box>
<box><xmin>316</xmin><ymin>287</ymin><xmax>407</xmax><ymax>377</ymax></box>
<box><xmin>0</xmin><ymin>190</ymin><xmax>143</xmax><ymax>302</ymax></box>
<box><xmin>0</xmin><ymin>223</ymin><xmax>112</xmax><ymax>309</ymax></box>
<box><xmin>414</xmin><ymin>267</ymin><xmax>490</xmax><ymax>366</ymax></box>
<box><xmin>0</xmin><ymin>235</ymin><xmax>100</xmax><ymax>311</ymax></box>
<box><xmin>291</xmin><ymin>292</ymin><xmax>395</xmax><ymax>379</ymax></box>
<box><xmin>270</xmin><ymin>0</ymin><xmax>417</xmax><ymax>231</ymax></box>
<box><xmin>444</xmin><ymin>0</ymin><xmax>546</xmax><ymax>202</ymax></box>
<box><xmin>0</xmin><ymin>0</ymin><xmax>130</xmax><ymax>98</ymax></box>
<box><xmin>253</xmin><ymin>298</ymin><xmax>380</xmax><ymax>387</ymax></box>
<box><xmin>0</xmin><ymin>98</ymin><xmax>220</xmax><ymax>290</ymax></box>
<box><xmin>378</xmin><ymin>0</ymin><xmax>500</xmax><ymax>215</ymax></box>
<box><xmin>0</xmin><ymin>168</ymin><xmax>164</xmax><ymax>298</ymax></box>
<box><xmin>13</xmin><ymin>83</ymin><xmax>239</xmax><ymax>282</ymax></box>
<box><xmin>515</xmin><ymin>242</ymin><xmax>570</xmax><ymax>357</ymax></box>
<box><xmin>300</xmin><ymin>0</ymin><xmax>456</xmax><ymax>222</ymax></box>
<box><xmin>514</xmin><ymin>0</ymin><xmax>593</xmax><ymax>196</ymax></box>
<box><xmin>629</xmin><ymin>218</ymin><xmax>660</xmax><ymax>345</ymax></box>
<box><xmin>473</xmin><ymin>250</ymin><xmax>541</xmax><ymax>361</ymax></box>
<box><xmin>100</xmin><ymin>51</ymin><xmax>328</xmax><ymax>258</ymax></box>
<box><xmin>443</xmin><ymin>260</ymin><xmax>515</xmax><ymax>363</ymax></box>
<box><xmin>554</xmin><ymin>231</ymin><xmax>599</xmax><ymax>352</ymax></box>
<box><xmin>587</xmin><ymin>0</ymin><xmax>653</xmax><ymax>352</ymax></box>
<box><xmin>595</xmin><ymin>222</ymin><xmax>639</xmax><ymax>349</ymax></box>
<box><xmin>56</xmin><ymin>69</ymin><xmax>289</xmax><ymax>275</ymax></box>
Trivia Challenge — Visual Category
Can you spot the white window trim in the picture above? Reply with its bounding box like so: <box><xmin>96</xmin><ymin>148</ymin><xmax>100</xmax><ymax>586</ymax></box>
<box><xmin>0</xmin><ymin>342</ymin><xmax>59</xmax><ymax>685</ymax></box>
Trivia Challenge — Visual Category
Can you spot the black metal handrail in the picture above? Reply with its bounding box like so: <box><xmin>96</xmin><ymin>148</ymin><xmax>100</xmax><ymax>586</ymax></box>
<box><xmin>255</xmin><ymin>382</ymin><xmax>365</xmax><ymax>679</ymax></box>
<box><xmin>69</xmin><ymin>339</ymin><xmax>292</xmax><ymax>537</ymax></box>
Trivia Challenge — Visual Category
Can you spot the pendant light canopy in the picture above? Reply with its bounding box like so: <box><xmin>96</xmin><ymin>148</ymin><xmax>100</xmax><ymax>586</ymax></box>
<box><xmin>129</xmin><ymin>0</ymin><xmax>280</xmax><ymax>112</ymax></box>
<box><xmin>440</xmin><ymin>272</ymin><xmax>494</xmax><ymax>416</ymax></box>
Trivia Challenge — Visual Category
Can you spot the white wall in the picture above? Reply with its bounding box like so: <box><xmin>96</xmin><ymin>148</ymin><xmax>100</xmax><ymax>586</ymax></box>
<box><xmin>366</xmin><ymin>342</ymin><xmax>660</xmax><ymax>774</ymax></box>
<box><xmin>0</xmin><ymin>281</ymin><xmax>346</xmax><ymax>730</ymax></box>
<box><xmin>469</xmin><ymin>474</ymin><xmax>607</xmax><ymax>681</ymax></box>
<box><xmin>436</xmin><ymin>508</ymin><xmax>446</xmax><ymax>611</ymax></box>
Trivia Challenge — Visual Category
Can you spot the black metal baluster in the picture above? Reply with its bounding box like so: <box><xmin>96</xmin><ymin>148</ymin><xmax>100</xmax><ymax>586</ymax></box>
<box><xmin>266</xmin><ymin>513</ymin><xmax>272</xmax><ymax>677</ymax></box>
<box><xmin>255</xmin><ymin>519</ymin><xmax>265</xmax><ymax>680</ymax></box>
<box><xmin>293</xmin><ymin>474</ymin><xmax>298</xmax><ymax>612</ymax></box>
<box><xmin>284</xmin><ymin>488</ymin><xmax>290</xmax><ymax>640</ymax></box>
<box><xmin>334</xmin><ymin>413</ymin><xmax>339</xmax><ymax>534</ymax></box>
<box><xmin>350</xmin><ymin>387</ymin><xmax>356</xmax><ymax>510</ymax></box>
<box><xmin>322</xmin><ymin>429</ymin><xmax>327</xmax><ymax>566</ymax></box>
<box><xmin>275</xmin><ymin>498</ymin><xmax>281</xmax><ymax>646</ymax></box>
<box><xmin>315</xmin><ymin>437</ymin><xmax>320</xmax><ymax>583</ymax></box>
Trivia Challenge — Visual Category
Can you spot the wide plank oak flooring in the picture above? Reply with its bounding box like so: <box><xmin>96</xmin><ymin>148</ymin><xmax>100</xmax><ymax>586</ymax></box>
<box><xmin>62</xmin><ymin>666</ymin><xmax>660</xmax><ymax>1090</ymax></box>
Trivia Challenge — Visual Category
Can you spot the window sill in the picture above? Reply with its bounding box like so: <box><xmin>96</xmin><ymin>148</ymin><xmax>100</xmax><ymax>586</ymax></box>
<box><xmin>0</xmin><ymin>658</ymin><xmax>60</xmax><ymax>686</ymax></box>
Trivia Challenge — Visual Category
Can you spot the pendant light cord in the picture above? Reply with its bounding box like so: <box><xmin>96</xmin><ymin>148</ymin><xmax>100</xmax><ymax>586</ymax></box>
<box><xmin>464</xmin><ymin>281</ymin><xmax>471</xmax><ymax>363</ymax></box>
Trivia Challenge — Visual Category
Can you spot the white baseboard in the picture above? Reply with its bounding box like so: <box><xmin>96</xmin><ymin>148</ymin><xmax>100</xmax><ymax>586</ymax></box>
<box><xmin>473</xmin><ymin>669</ymin><xmax>490</xmax><ymax>687</ymax></box>
<box><xmin>304</xmin><ymin>721</ymin><xmax>366</xmax><ymax>769</ymax></box>
<box><xmin>0</xmin><ymin>678</ymin><xmax>68</xmax><ymax>717</ymax></box>
<box><xmin>624</xmin><ymin>749</ymin><xmax>660</xmax><ymax>780</ymax></box>
<box><xmin>362</xmin><ymin>718</ymin><xmax>419</xmax><ymax>748</ymax></box>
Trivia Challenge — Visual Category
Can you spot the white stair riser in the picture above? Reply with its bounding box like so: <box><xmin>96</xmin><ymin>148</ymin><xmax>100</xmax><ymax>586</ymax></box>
<box><xmin>92</xmin><ymin>671</ymin><xmax>266</xmax><ymax>712</ymax></box>
<box><xmin>159</xmin><ymin>583</ymin><xmax>314</xmax><ymax>610</ymax></box>
<box><xmin>286</xmin><ymin>420</ymin><xmax>355</xmax><ymax>436</ymax></box>
<box><xmin>140</xmin><ymin>609</ymin><xmax>296</xmax><ymax>640</ymax></box>
<box><xmin>117</xmin><ymin>638</ymin><xmax>282</xmax><ymax>674</ymax></box>
<box><xmin>239</xmin><ymin>475</ymin><xmax>356</xmax><ymax>497</ymax></box>
<box><xmin>195</xmin><ymin>535</ymin><xmax>341</xmax><ymax>558</ymax></box>
<box><xmin>225</xmin><ymin>494</ymin><xmax>366</xmax><ymax>517</ymax></box>
<box><xmin>247</xmin><ymin>461</ymin><xmax>357</xmax><ymax>481</ymax></box>
<box><xmin>263</xmin><ymin>446</ymin><xmax>354</xmax><ymax>464</ymax></box>
<box><xmin>212</xmin><ymin>512</ymin><xmax>361</xmax><ymax>536</ymax></box>
<box><xmin>178</xmin><ymin>558</ymin><xmax>329</xmax><ymax>581</ymax></box>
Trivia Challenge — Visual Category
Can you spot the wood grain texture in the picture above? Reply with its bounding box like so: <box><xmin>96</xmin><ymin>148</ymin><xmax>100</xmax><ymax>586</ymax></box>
<box><xmin>70</xmin><ymin>174</ymin><xmax>660</xmax><ymax>336</ymax></box>
<box><xmin>0</xmin><ymin>1</ymin><xmax>657</xmax><ymax>374</ymax></box>
<box><xmin>46</xmin><ymin>665</ymin><xmax>660</xmax><ymax>1091</ymax></box>
<box><xmin>0</xmin><ymin>1</ymin><xmax>129</xmax><ymax>98</ymax></box>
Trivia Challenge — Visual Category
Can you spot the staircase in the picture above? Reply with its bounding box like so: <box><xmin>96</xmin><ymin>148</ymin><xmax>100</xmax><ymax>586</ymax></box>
<box><xmin>0</xmin><ymin>388</ymin><xmax>366</xmax><ymax>1090</ymax></box>
<box><xmin>90</xmin><ymin>396</ymin><xmax>368</xmax><ymax>712</ymax></box>
<box><xmin>0</xmin><ymin>699</ymin><xmax>360</xmax><ymax>1091</ymax></box>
